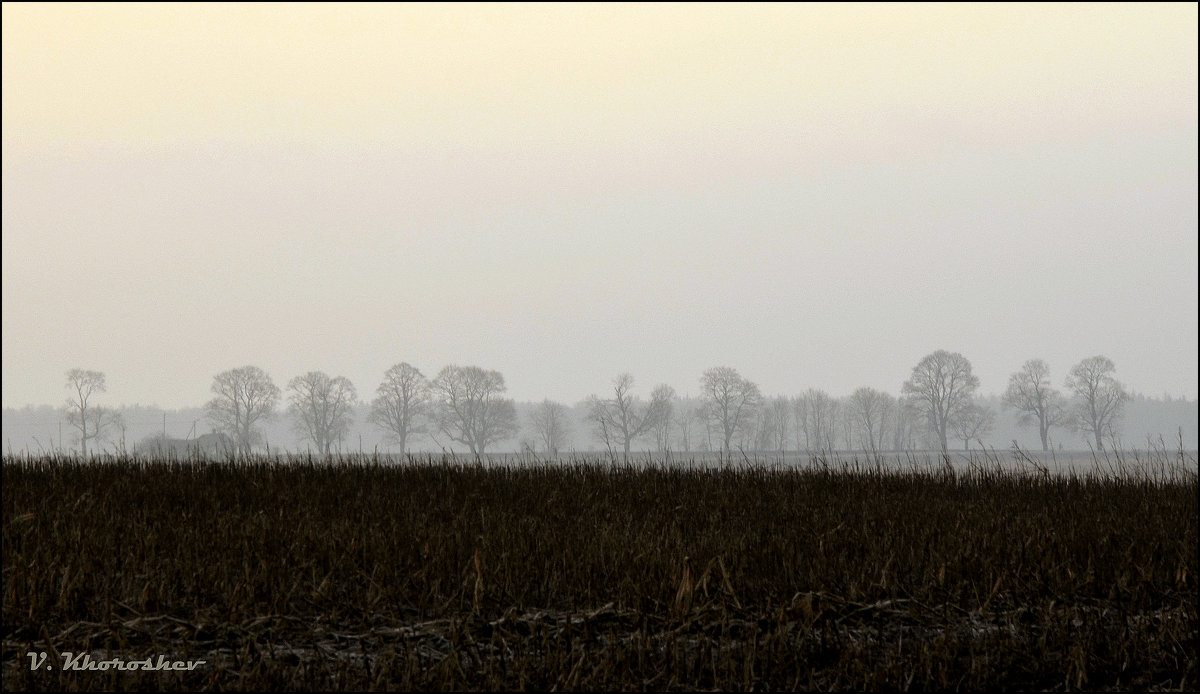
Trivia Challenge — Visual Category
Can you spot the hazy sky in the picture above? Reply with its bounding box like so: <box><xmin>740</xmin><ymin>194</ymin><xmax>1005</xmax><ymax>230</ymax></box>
<box><xmin>3</xmin><ymin>2</ymin><xmax>1197</xmax><ymax>409</ymax></box>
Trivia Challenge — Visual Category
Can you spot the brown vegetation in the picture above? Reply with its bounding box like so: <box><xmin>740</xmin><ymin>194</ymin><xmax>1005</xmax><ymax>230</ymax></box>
<box><xmin>3</xmin><ymin>452</ymin><xmax>1196</xmax><ymax>691</ymax></box>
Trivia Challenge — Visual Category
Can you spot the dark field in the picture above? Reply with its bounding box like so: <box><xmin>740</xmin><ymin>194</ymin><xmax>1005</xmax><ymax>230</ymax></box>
<box><xmin>3</xmin><ymin>453</ymin><xmax>1197</xmax><ymax>691</ymax></box>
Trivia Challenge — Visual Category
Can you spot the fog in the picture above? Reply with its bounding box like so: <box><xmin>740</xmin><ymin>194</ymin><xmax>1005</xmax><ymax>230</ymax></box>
<box><xmin>3</xmin><ymin>4</ymin><xmax>1197</xmax><ymax>424</ymax></box>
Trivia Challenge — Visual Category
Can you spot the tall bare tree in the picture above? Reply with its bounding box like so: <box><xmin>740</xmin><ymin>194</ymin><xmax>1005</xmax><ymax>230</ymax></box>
<box><xmin>586</xmin><ymin>374</ymin><xmax>672</xmax><ymax>457</ymax></box>
<box><xmin>205</xmin><ymin>366</ymin><xmax>281</xmax><ymax>456</ymax></box>
<box><xmin>796</xmin><ymin>388</ymin><xmax>840</xmax><ymax>452</ymax></box>
<box><xmin>847</xmin><ymin>387</ymin><xmax>893</xmax><ymax>452</ymax></box>
<box><xmin>369</xmin><ymin>362</ymin><xmax>430</xmax><ymax>454</ymax></box>
<box><xmin>901</xmin><ymin>350</ymin><xmax>980</xmax><ymax>453</ymax></box>
<box><xmin>649</xmin><ymin>384</ymin><xmax>676</xmax><ymax>453</ymax></box>
<box><xmin>700</xmin><ymin>366</ymin><xmax>762</xmax><ymax>453</ymax></box>
<box><xmin>63</xmin><ymin>368</ymin><xmax>115</xmax><ymax>456</ymax></box>
<box><xmin>763</xmin><ymin>396</ymin><xmax>791</xmax><ymax>453</ymax></box>
<box><xmin>1003</xmin><ymin>359</ymin><xmax>1068</xmax><ymax>451</ymax></box>
<box><xmin>287</xmin><ymin>371</ymin><xmax>358</xmax><ymax>456</ymax></box>
<box><xmin>430</xmin><ymin>365</ymin><xmax>517</xmax><ymax>456</ymax></box>
<box><xmin>528</xmin><ymin>399</ymin><xmax>572</xmax><ymax>455</ymax></box>
<box><xmin>1065</xmin><ymin>355</ymin><xmax>1128</xmax><ymax>450</ymax></box>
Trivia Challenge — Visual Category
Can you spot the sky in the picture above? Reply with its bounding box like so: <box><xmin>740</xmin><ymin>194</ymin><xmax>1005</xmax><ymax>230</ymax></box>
<box><xmin>3</xmin><ymin>2</ymin><xmax>1197</xmax><ymax>410</ymax></box>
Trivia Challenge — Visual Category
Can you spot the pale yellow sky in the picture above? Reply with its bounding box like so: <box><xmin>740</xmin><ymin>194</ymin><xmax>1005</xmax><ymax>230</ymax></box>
<box><xmin>2</xmin><ymin>2</ymin><xmax>1197</xmax><ymax>421</ymax></box>
<box><xmin>4</xmin><ymin>3</ymin><xmax>1195</xmax><ymax>148</ymax></box>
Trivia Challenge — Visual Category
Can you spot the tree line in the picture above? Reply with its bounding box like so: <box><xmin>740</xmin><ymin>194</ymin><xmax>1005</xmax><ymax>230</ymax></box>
<box><xmin>55</xmin><ymin>350</ymin><xmax>1141</xmax><ymax>457</ymax></box>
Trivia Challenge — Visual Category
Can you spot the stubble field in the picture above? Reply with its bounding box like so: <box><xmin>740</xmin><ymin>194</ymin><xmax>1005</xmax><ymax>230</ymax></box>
<box><xmin>3</xmin><ymin>451</ymin><xmax>1196</xmax><ymax>691</ymax></box>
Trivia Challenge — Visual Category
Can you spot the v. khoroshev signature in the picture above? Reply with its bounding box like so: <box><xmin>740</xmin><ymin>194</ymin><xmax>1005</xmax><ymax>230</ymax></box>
<box><xmin>27</xmin><ymin>651</ymin><xmax>206</xmax><ymax>671</ymax></box>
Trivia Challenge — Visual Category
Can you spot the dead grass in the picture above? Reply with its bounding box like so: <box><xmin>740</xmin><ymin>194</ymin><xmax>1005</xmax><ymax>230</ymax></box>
<box><xmin>3</xmin><ymin>452</ymin><xmax>1196</xmax><ymax>690</ymax></box>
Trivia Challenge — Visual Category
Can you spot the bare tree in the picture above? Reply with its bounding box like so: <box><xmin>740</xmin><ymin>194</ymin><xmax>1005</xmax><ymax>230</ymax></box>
<box><xmin>901</xmin><ymin>350</ymin><xmax>980</xmax><ymax>453</ymax></box>
<box><xmin>1065</xmin><ymin>355</ymin><xmax>1129</xmax><ymax>450</ymax></box>
<box><xmin>287</xmin><ymin>371</ymin><xmax>357</xmax><ymax>456</ymax></box>
<box><xmin>700</xmin><ymin>366</ymin><xmax>763</xmax><ymax>453</ymax></box>
<box><xmin>950</xmin><ymin>401</ymin><xmax>996</xmax><ymax>450</ymax></box>
<box><xmin>649</xmin><ymin>384</ymin><xmax>676</xmax><ymax>452</ymax></box>
<box><xmin>1003</xmin><ymin>359</ymin><xmax>1068</xmax><ymax>451</ymax></box>
<box><xmin>672</xmin><ymin>398</ymin><xmax>703</xmax><ymax>452</ymax></box>
<box><xmin>838</xmin><ymin>396</ymin><xmax>857</xmax><ymax>450</ymax></box>
<box><xmin>877</xmin><ymin>394</ymin><xmax>898</xmax><ymax>451</ymax></box>
<box><xmin>63</xmin><ymin>368</ymin><xmax>116</xmax><ymax>456</ymax></box>
<box><xmin>744</xmin><ymin>397</ymin><xmax>789</xmax><ymax>453</ymax></box>
<box><xmin>205</xmin><ymin>366</ymin><xmax>281</xmax><ymax>456</ymax></box>
<box><xmin>368</xmin><ymin>362</ymin><xmax>430</xmax><ymax>454</ymax></box>
<box><xmin>796</xmin><ymin>388</ymin><xmax>839</xmax><ymax>452</ymax></box>
<box><xmin>109</xmin><ymin>411</ymin><xmax>128</xmax><ymax>455</ymax></box>
<box><xmin>746</xmin><ymin>407</ymin><xmax>768</xmax><ymax>451</ymax></box>
<box><xmin>892</xmin><ymin>396</ymin><xmax>922</xmax><ymax>451</ymax></box>
<box><xmin>430</xmin><ymin>365</ymin><xmax>518</xmax><ymax>456</ymax></box>
<box><xmin>586</xmin><ymin>374</ymin><xmax>672</xmax><ymax>457</ymax></box>
<box><xmin>699</xmin><ymin>401</ymin><xmax>720</xmax><ymax>451</ymax></box>
<box><xmin>847</xmin><ymin>387</ymin><xmax>893</xmax><ymax>452</ymax></box>
<box><xmin>764</xmin><ymin>396</ymin><xmax>791</xmax><ymax>453</ymax></box>
<box><xmin>790</xmin><ymin>395</ymin><xmax>809</xmax><ymax>450</ymax></box>
<box><xmin>813</xmin><ymin>391</ymin><xmax>839</xmax><ymax>451</ymax></box>
<box><xmin>585</xmin><ymin>395</ymin><xmax>618</xmax><ymax>455</ymax></box>
<box><xmin>529</xmin><ymin>399</ymin><xmax>571</xmax><ymax>455</ymax></box>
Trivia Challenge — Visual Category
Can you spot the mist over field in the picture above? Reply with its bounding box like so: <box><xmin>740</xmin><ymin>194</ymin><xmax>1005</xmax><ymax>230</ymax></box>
<box><xmin>3</xmin><ymin>383</ymin><xmax>1197</xmax><ymax>458</ymax></box>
